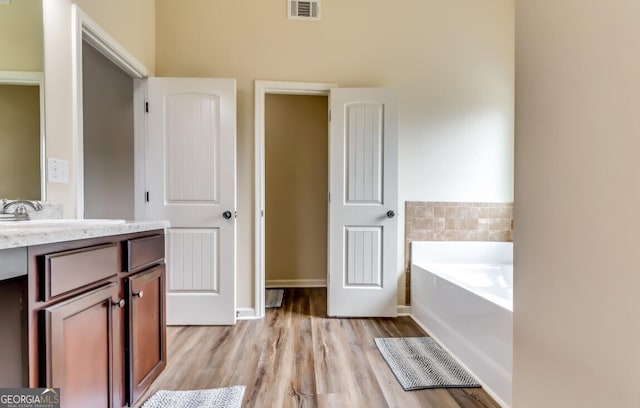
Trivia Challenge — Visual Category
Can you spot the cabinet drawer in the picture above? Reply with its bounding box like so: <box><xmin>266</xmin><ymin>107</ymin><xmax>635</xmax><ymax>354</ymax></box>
<box><xmin>126</xmin><ymin>234</ymin><xmax>164</xmax><ymax>272</ymax></box>
<box><xmin>43</xmin><ymin>243</ymin><xmax>118</xmax><ymax>300</ymax></box>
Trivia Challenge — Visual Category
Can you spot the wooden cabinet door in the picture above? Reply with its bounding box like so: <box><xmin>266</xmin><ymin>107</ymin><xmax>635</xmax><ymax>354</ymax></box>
<box><xmin>42</xmin><ymin>283</ymin><xmax>122</xmax><ymax>408</ymax></box>
<box><xmin>126</xmin><ymin>265</ymin><xmax>166</xmax><ymax>405</ymax></box>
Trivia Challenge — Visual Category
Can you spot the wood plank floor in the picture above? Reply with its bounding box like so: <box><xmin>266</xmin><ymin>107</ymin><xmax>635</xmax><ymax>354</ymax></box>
<box><xmin>138</xmin><ymin>288</ymin><xmax>500</xmax><ymax>408</ymax></box>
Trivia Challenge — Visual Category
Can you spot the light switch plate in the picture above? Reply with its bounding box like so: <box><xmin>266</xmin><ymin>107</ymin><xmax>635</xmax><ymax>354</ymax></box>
<box><xmin>48</xmin><ymin>158</ymin><xmax>70</xmax><ymax>184</ymax></box>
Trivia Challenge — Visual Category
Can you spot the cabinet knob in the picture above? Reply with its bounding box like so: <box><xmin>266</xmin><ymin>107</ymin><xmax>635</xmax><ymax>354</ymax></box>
<box><xmin>133</xmin><ymin>291</ymin><xmax>144</xmax><ymax>298</ymax></box>
<box><xmin>112</xmin><ymin>299</ymin><xmax>125</xmax><ymax>308</ymax></box>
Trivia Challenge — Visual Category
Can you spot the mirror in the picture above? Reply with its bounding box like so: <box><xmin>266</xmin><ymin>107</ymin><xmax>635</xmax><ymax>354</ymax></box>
<box><xmin>0</xmin><ymin>0</ymin><xmax>44</xmax><ymax>200</ymax></box>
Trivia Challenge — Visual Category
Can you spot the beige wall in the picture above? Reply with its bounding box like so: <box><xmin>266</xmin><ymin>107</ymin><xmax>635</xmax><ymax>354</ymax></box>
<box><xmin>156</xmin><ymin>0</ymin><xmax>514</xmax><ymax>308</ymax></box>
<box><xmin>82</xmin><ymin>42</ymin><xmax>134</xmax><ymax>220</ymax></box>
<box><xmin>39</xmin><ymin>1</ymin><xmax>513</xmax><ymax>309</ymax></box>
<box><xmin>0</xmin><ymin>85</ymin><xmax>40</xmax><ymax>199</ymax></box>
<box><xmin>265</xmin><ymin>94</ymin><xmax>328</xmax><ymax>284</ymax></box>
<box><xmin>0</xmin><ymin>0</ymin><xmax>43</xmax><ymax>71</ymax></box>
<box><xmin>514</xmin><ymin>0</ymin><xmax>640</xmax><ymax>406</ymax></box>
<box><xmin>42</xmin><ymin>0</ymin><xmax>155</xmax><ymax>217</ymax></box>
<box><xmin>74</xmin><ymin>0</ymin><xmax>155</xmax><ymax>71</ymax></box>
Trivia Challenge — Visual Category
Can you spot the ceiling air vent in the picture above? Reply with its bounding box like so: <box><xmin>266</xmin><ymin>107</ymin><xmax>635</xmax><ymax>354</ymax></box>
<box><xmin>289</xmin><ymin>0</ymin><xmax>320</xmax><ymax>21</ymax></box>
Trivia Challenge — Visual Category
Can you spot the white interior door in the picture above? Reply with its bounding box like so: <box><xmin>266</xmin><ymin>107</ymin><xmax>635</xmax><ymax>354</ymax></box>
<box><xmin>146</xmin><ymin>77</ymin><xmax>236</xmax><ymax>325</ymax></box>
<box><xmin>328</xmin><ymin>88</ymin><xmax>398</xmax><ymax>317</ymax></box>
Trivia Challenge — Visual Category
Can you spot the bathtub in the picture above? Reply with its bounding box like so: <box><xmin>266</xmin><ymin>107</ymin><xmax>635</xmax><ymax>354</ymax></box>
<box><xmin>411</xmin><ymin>241</ymin><xmax>512</xmax><ymax>407</ymax></box>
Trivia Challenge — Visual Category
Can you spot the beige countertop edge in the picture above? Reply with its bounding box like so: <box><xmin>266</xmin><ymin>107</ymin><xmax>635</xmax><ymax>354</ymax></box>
<box><xmin>0</xmin><ymin>221</ymin><xmax>170</xmax><ymax>250</ymax></box>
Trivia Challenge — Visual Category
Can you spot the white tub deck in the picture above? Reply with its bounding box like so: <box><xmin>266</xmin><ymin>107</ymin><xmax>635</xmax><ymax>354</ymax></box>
<box><xmin>411</xmin><ymin>241</ymin><xmax>513</xmax><ymax>407</ymax></box>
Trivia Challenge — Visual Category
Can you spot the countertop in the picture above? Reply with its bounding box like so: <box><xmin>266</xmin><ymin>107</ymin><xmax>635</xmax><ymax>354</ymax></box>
<box><xmin>0</xmin><ymin>220</ymin><xmax>170</xmax><ymax>250</ymax></box>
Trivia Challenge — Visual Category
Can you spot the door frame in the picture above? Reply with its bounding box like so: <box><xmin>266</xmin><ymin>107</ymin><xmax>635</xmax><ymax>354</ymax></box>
<box><xmin>70</xmin><ymin>5</ymin><xmax>151</xmax><ymax>219</ymax></box>
<box><xmin>253</xmin><ymin>80</ymin><xmax>337</xmax><ymax>319</ymax></box>
<box><xmin>0</xmin><ymin>71</ymin><xmax>46</xmax><ymax>200</ymax></box>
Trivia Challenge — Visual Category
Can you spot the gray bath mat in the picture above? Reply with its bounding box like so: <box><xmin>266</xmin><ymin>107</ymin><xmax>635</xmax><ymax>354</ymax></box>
<box><xmin>141</xmin><ymin>386</ymin><xmax>245</xmax><ymax>408</ymax></box>
<box><xmin>265</xmin><ymin>289</ymin><xmax>284</xmax><ymax>308</ymax></box>
<box><xmin>374</xmin><ymin>337</ymin><xmax>480</xmax><ymax>390</ymax></box>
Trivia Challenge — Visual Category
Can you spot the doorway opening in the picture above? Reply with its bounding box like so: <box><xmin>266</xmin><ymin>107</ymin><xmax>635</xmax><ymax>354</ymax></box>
<box><xmin>264</xmin><ymin>94</ymin><xmax>328</xmax><ymax>290</ymax></box>
<box><xmin>71</xmin><ymin>5</ymin><xmax>149</xmax><ymax>219</ymax></box>
<box><xmin>254</xmin><ymin>81</ymin><xmax>336</xmax><ymax>319</ymax></box>
<box><xmin>81</xmin><ymin>41</ymin><xmax>134</xmax><ymax>219</ymax></box>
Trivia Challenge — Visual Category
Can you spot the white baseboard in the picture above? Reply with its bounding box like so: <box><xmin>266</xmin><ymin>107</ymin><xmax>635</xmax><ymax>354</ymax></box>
<box><xmin>397</xmin><ymin>305</ymin><xmax>411</xmax><ymax>316</ymax></box>
<box><xmin>266</xmin><ymin>279</ymin><xmax>326</xmax><ymax>288</ymax></box>
<box><xmin>240</xmin><ymin>297</ymin><xmax>410</xmax><ymax>320</ymax></box>
<box><xmin>236</xmin><ymin>308</ymin><xmax>258</xmax><ymax>320</ymax></box>
<box><xmin>244</xmin><ymin>303</ymin><xmax>409</xmax><ymax>317</ymax></box>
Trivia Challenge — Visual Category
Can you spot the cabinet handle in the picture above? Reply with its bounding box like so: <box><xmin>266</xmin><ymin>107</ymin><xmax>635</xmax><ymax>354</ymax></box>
<box><xmin>133</xmin><ymin>291</ymin><xmax>144</xmax><ymax>299</ymax></box>
<box><xmin>112</xmin><ymin>299</ymin><xmax>125</xmax><ymax>308</ymax></box>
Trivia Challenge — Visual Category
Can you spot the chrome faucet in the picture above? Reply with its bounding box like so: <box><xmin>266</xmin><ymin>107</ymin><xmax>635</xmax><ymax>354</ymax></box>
<box><xmin>0</xmin><ymin>200</ymin><xmax>43</xmax><ymax>221</ymax></box>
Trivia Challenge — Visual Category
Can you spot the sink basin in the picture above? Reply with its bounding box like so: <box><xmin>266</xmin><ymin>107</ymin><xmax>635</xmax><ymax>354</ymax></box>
<box><xmin>0</xmin><ymin>219</ymin><xmax>127</xmax><ymax>228</ymax></box>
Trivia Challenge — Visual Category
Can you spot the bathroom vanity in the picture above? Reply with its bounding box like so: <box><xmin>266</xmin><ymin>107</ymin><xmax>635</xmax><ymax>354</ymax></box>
<box><xmin>0</xmin><ymin>220</ymin><xmax>169</xmax><ymax>408</ymax></box>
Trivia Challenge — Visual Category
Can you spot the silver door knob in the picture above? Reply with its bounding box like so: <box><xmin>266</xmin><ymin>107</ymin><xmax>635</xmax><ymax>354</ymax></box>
<box><xmin>133</xmin><ymin>291</ymin><xmax>144</xmax><ymax>298</ymax></box>
<box><xmin>386</xmin><ymin>210</ymin><xmax>396</xmax><ymax>218</ymax></box>
<box><xmin>223</xmin><ymin>211</ymin><xmax>232</xmax><ymax>220</ymax></box>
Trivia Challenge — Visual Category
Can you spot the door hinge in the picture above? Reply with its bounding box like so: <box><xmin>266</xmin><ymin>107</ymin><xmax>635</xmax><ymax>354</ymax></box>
<box><xmin>145</xmin><ymin>191</ymin><xmax>150</xmax><ymax>202</ymax></box>
<box><xmin>145</xmin><ymin>102</ymin><xmax>149</xmax><ymax>113</ymax></box>
<box><xmin>329</xmin><ymin>110</ymin><xmax>331</xmax><ymax>122</ymax></box>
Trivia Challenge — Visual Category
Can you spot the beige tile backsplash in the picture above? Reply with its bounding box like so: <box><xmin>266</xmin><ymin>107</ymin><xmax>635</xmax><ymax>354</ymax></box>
<box><xmin>404</xmin><ymin>201</ymin><xmax>513</xmax><ymax>304</ymax></box>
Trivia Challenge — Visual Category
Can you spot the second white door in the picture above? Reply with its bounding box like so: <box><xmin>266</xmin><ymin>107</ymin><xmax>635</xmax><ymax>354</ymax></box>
<box><xmin>327</xmin><ymin>88</ymin><xmax>398</xmax><ymax>317</ymax></box>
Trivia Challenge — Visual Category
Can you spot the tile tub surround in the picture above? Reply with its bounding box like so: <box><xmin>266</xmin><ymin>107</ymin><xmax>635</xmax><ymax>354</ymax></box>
<box><xmin>404</xmin><ymin>201</ymin><xmax>513</xmax><ymax>304</ymax></box>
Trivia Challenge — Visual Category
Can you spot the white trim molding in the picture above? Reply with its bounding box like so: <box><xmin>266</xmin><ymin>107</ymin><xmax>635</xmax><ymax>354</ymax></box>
<box><xmin>72</xmin><ymin>6</ymin><xmax>151</xmax><ymax>80</ymax></box>
<box><xmin>0</xmin><ymin>71</ymin><xmax>46</xmax><ymax>200</ymax></box>
<box><xmin>71</xmin><ymin>4</ymin><xmax>151</xmax><ymax>218</ymax></box>
<box><xmin>253</xmin><ymin>80</ymin><xmax>337</xmax><ymax>319</ymax></box>
<box><xmin>266</xmin><ymin>279</ymin><xmax>327</xmax><ymax>288</ymax></box>
<box><xmin>236</xmin><ymin>308</ymin><xmax>258</xmax><ymax>320</ymax></box>
<box><xmin>0</xmin><ymin>71</ymin><xmax>43</xmax><ymax>85</ymax></box>
<box><xmin>397</xmin><ymin>305</ymin><xmax>411</xmax><ymax>316</ymax></box>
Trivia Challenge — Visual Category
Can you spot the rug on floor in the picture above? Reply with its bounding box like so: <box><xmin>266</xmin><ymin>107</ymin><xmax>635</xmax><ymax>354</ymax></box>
<box><xmin>265</xmin><ymin>289</ymin><xmax>284</xmax><ymax>308</ymax></box>
<box><xmin>374</xmin><ymin>337</ymin><xmax>481</xmax><ymax>391</ymax></box>
<box><xmin>141</xmin><ymin>386</ymin><xmax>246</xmax><ymax>408</ymax></box>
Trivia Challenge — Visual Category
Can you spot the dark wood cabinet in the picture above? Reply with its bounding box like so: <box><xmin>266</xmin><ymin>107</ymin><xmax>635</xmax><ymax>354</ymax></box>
<box><xmin>126</xmin><ymin>265</ymin><xmax>166</xmax><ymax>404</ymax></box>
<box><xmin>27</xmin><ymin>230</ymin><xmax>166</xmax><ymax>408</ymax></box>
<box><xmin>42</xmin><ymin>283</ymin><xmax>122</xmax><ymax>408</ymax></box>
<box><xmin>42</xmin><ymin>243</ymin><xmax>119</xmax><ymax>300</ymax></box>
